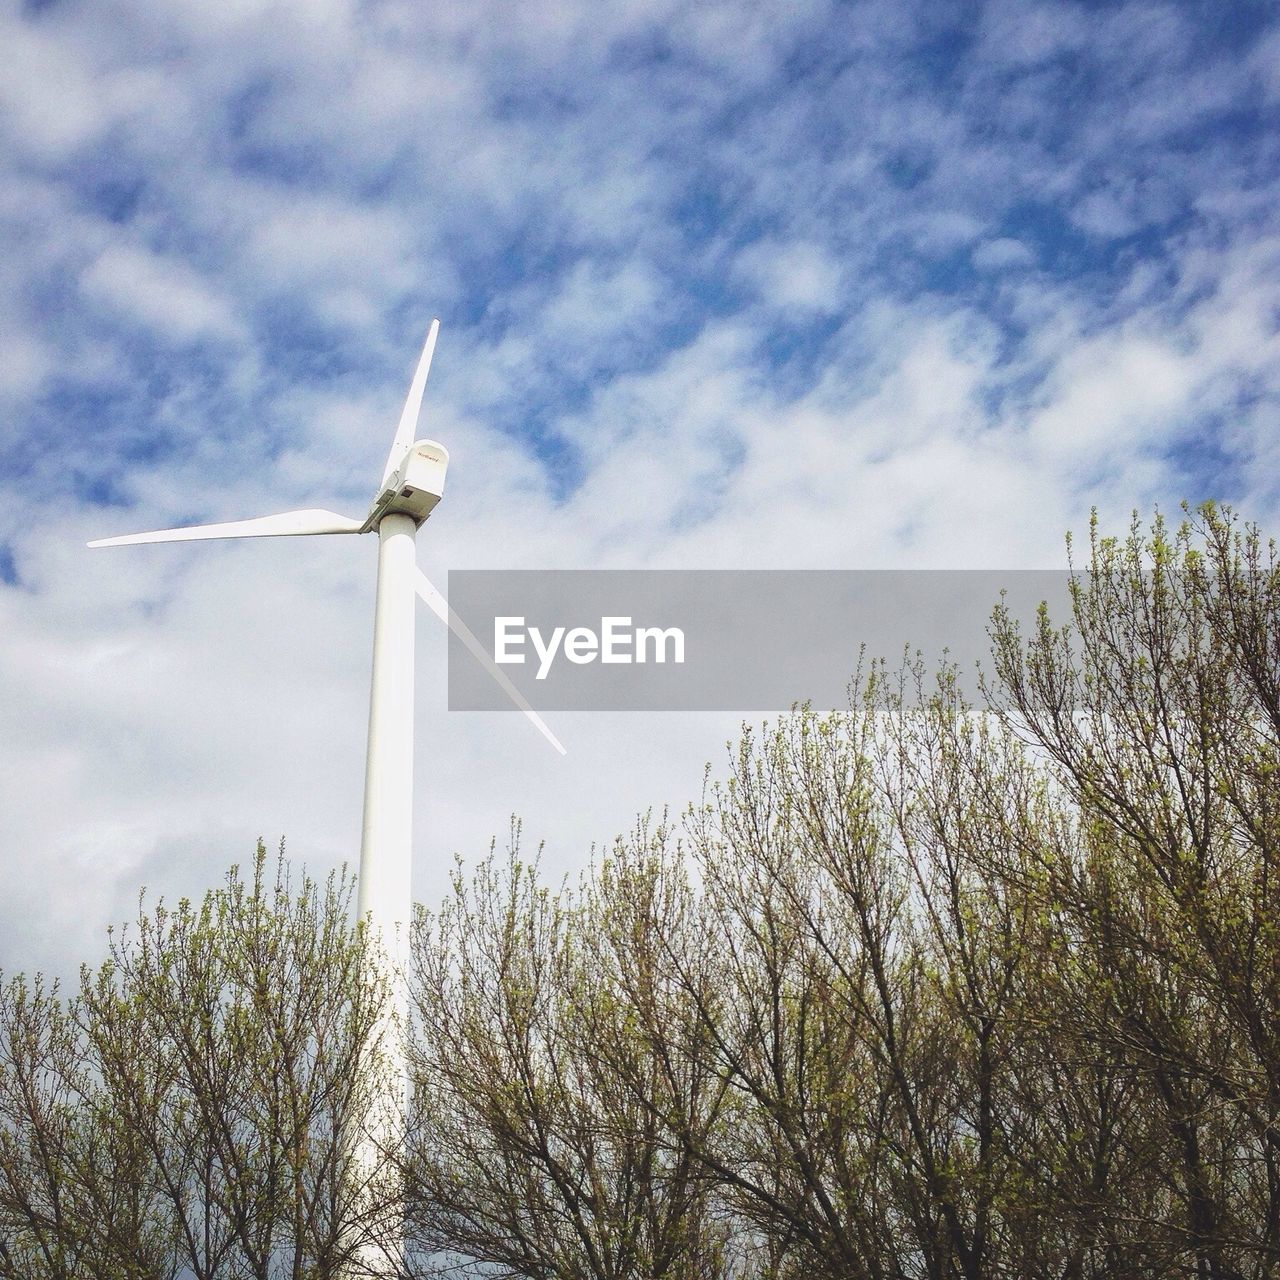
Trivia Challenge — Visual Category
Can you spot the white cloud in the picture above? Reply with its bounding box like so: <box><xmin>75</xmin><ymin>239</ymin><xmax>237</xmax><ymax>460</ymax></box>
<box><xmin>972</xmin><ymin>237</ymin><xmax>1034</xmax><ymax>271</ymax></box>
<box><xmin>81</xmin><ymin>244</ymin><xmax>243</xmax><ymax>343</ymax></box>
<box><xmin>977</xmin><ymin>0</ymin><xmax>1092</xmax><ymax>67</ymax></box>
<box><xmin>736</xmin><ymin>238</ymin><xmax>844</xmax><ymax>312</ymax></box>
<box><xmin>538</xmin><ymin>259</ymin><xmax>664</xmax><ymax>354</ymax></box>
<box><xmin>0</xmin><ymin>15</ymin><xmax>104</xmax><ymax>159</ymax></box>
<box><xmin>1028</xmin><ymin>334</ymin><xmax>1195</xmax><ymax>458</ymax></box>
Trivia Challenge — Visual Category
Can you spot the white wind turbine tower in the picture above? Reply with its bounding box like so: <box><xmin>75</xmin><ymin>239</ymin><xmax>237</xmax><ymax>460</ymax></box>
<box><xmin>89</xmin><ymin>320</ymin><xmax>564</xmax><ymax>1275</ymax></box>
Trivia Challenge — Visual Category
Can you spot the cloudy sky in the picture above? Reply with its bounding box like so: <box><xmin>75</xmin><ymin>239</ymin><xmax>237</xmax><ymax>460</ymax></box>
<box><xmin>1</xmin><ymin>0</ymin><xmax>1277</xmax><ymax>980</ymax></box>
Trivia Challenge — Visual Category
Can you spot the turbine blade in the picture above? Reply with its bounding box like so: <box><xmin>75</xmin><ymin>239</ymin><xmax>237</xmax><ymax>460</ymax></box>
<box><xmin>414</xmin><ymin>567</ymin><xmax>567</xmax><ymax>756</ymax></box>
<box><xmin>382</xmin><ymin>320</ymin><xmax>440</xmax><ymax>488</ymax></box>
<box><xmin>88</xmin><ymin>508</ymin><xmax>364</xmax><ymax>548</ymax></box>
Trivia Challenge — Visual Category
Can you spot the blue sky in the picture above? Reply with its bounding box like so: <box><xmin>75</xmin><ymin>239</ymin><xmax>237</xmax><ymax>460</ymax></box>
<box><xmin>1</xmin><ymin>0</ymin><xmax>1278</xmax><ymax>977</ymax></box>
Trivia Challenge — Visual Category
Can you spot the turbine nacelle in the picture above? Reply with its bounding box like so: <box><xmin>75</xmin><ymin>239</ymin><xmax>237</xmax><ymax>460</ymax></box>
<box><xmin>363</xmin><ymin>439</ymin><xmax>449</xmax><ymax>531</ymax></box>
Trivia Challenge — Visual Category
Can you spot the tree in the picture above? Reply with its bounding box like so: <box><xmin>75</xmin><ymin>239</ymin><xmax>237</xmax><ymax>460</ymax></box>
<box><xmin>662</xmin><ymin>674</ymin><xmax>1072</xmax><ymax>1279</ymax></box>
<box><xmin>405</xmin><ymin>827</ymin><xmax>733</xmax><ymax>1279</ymax></box>
<box><xmin>0</xmin><ymin>844</ymin><xmax>397</xmax><ymax>1280</ymax></box>
<box><xmin>578</xmin><ymin>504</ymin><xmax>1280</xmax><ymax>1279</ymax></box>
<box><xmin>988</xmin><ymin>505</ymin><xmax>1280</xmax><ymax>1278</ymax></box>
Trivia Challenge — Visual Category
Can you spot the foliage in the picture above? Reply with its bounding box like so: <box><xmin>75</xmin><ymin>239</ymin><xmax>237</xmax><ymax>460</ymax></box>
<box><xmin>403</xmin><ymin>504</ymin><xmax>1280</xmax><ymax>1279</ymax></box>
<box><xmin>405</xmin><ymin>825</ymin><xmax>733</xmax><ymax>1279</ymax></box>
<box><xmin>0</xmin><ymin>845</ymin><xmax>394</xmax><ymax>1280</ymax></box>
<box><xmin>4</xmin><ymin>504</ymin><xmax>1280</xmax><ymax>1279</ymax></box>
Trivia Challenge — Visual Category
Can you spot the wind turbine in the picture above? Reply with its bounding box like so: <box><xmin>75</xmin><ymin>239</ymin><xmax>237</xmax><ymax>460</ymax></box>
<box><xmin>88</xmin><ymin>319</ymin><xmax>564</xmax><ymax>1275</ymax></box>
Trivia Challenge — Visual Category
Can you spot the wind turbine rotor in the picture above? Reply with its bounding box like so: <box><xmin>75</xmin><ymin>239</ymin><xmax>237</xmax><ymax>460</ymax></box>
<box><xmin>86</xmin><ymin>319</ymin><xmax>563</xmax><ymax>755</ymax></box>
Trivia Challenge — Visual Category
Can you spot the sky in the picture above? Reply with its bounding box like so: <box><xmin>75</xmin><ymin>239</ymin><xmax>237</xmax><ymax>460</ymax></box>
<box><xmin>1</xmin><ymin>0</ymin><xmax>1278</xmax><ymax>981</ymax></box>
